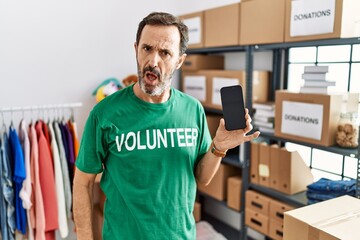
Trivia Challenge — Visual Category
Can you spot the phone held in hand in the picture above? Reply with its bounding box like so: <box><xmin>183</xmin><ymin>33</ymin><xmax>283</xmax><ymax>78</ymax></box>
<box><xmin>220</xmin><ymin>85</ymin><xmax>246</xmax><ymax>131</ymax></box>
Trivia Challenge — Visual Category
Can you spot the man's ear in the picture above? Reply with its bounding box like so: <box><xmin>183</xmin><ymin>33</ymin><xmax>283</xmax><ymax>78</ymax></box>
<box><xmin>134</xmin><ymin>42</ymin><xmax>138</xmax><ymax>56</ymax></box>
<box><xmin>176</xmin><ymin>53</ymin><xmax>187</xmax><ymax>70</ymax></box>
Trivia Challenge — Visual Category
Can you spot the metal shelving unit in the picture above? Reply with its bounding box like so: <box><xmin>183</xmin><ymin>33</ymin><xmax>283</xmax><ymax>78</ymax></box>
<box><xmin>187</xmin><ymin>37</ymin><xmax>360</xmax><ymax>240</ymax></box>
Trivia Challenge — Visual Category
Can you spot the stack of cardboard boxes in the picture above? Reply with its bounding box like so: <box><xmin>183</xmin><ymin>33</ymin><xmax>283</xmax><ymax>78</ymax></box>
<box><xmin>179</xmin><ymin>0</ymin><xmax>360</xmax><ymax>49</ymax></box>
<box><xmin>245</xmin><ymin>190</ymin><xmax>295</xmax><ymax>239</ymax></box>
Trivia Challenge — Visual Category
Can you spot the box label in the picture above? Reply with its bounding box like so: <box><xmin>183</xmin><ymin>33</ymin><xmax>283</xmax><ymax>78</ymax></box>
<box><xmin>290</xmin><ymin>0</ymin><xmax>336</xmax><ymax>37</ymax></box>
<box><xmin>183</xmin><ymin>17</ymin><xmax>202</xmax><ymax>44</ymax></box>
<box><xmin>212</xmin><ymin>77</ymin><xmax>240</xmax><ymax>105</ymax></box>
<box><xmin>281</xmin><ymin>101</ymin><xmax>323</xmax><ymax>140</ymax></box>
<box><xmin>184</xmin><ymin>76</ymin><xmax>206</xmax><ymax>101</ymax></box>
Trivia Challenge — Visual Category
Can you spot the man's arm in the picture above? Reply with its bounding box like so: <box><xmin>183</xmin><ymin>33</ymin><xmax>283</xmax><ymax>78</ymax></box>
<box><xmin>73</xmin><ymin>167</ymin><xmax>97</xmax><ymax>240</ymax></box>
<box><xmin>196</xmin><ymin>109</ymin><xmax>260</xmax><ymax>186</ymax></box>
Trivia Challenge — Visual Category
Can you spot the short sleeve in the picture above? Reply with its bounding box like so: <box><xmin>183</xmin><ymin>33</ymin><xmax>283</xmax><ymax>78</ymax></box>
<box><xmin>75</xmin><ymin>111</ymin><xmax>105</xmax><ymax>174</ymax></box>
<box><xmin>195</xmin><ymin>105</ymin><xmax>212</xmax><ymax>164</ymax></box>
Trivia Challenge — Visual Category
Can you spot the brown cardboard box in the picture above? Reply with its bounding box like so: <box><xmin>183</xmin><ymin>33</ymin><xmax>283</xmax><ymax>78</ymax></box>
<box><xmin>275</xmin><ymin>90</ymin><xmax>343</xmax><ymax>146</ymax></box>
<box><xmin>204</xmin><ymin>3</ymin><xmax>240</xmax><ymax>47</ymax></box>
<box><xmin>269</xmin><ymin>199</ymin><xmax>294</xmax><ymax>223</ymax></box>
<box><xmin>284</xmin><ymin>195</ymin><xmax>360</xmax><ymax>240</ymax></box>
<box><xmin>269</xmin><ymin>144</ymin><xmax>280</xmax><ymax>190</ymax></box>
<box><xmin>258</xmin><ymin>142</ymin><xmax>270</xmax><ymax>187</ymax></box>
<box><xmin>250</xmin><ymin>141</ymin><xmax>260</xmax><ymax>184</ymax></box>
<box><xmin>239</xmin><ymin>0</ymin><xmax>286</xmax><ymax>45</ymax></box>
<box><xmin>269</xmin><ymin>219</ymin><xmax>284</xmax><ymax>240</ymax></box>
<box><xmin>206</xmin><ymin>114</ymin><xmax>221</xmax><ymax>138</ymax></box>
<box><xmin>245</xmin><ymin>208</ymin><xmax>269</xmax><ymax>236</ymax></box>
<box><xmin>200</xmin><ymin>70</ymin><xmax>269</xmax><ymax>110</ymax></box>
<box><xmin>197</xmin><ymin>163</ymin><xmax>240</xmax><ymax>201</ymax></box>
<box><xmin>276</xmin><ymin>147</ymin><xmax>313</xmax><ymax>195</ymax></box>
<box><xmin>193</xmin><ymin>201</ymin><xmax>201</xmax><ymax>222</ymax></box>
<box><xmin>181</xmin><ymin>71</ymin><xmax>208</xmax><ymax>105</ymax></box>
<box><xmin>245</xmin><ymin>190</ymin><xmax>271</xmax><ymax>216</ymax></box>
<box><xmin>182</xmin><ymin>54</ymin><xmax>224</xmax><ymax>72</ymax></box>
<box><xmin>179</xmin><ymin>11</ymin><xmax>204</xmax><ymax>48</ymax></box>
<box><xmin>227</xmin><ymin>176</ymin><xmax>242</xmax><ymax>211</ymax></box>
<box><xmin>285</xmin><ymin>0</ymin><xmax>360</xmax><ymax>42</ymax></box>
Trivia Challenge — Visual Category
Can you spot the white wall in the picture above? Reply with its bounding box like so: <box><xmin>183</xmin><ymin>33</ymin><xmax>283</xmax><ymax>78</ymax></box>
<box><xmin>0</xmin><ymin>0</ymin><xmax>241</xmax><ymax>138</ymax></box>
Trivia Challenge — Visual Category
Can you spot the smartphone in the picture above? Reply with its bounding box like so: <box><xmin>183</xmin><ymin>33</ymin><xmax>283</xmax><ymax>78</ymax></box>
<box><xmin>220</xmin><ymin>85</ymin><xmax>246</xmax><ymax>130</ymax></box>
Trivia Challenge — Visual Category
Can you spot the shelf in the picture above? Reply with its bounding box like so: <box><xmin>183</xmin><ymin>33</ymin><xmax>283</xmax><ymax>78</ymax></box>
<box><xmin>259</xmin><ymin>132</ymin><xmax>359</xmax><ymax>158</ymax></box>
<box><xmin>186</xmin><ymin>38</ymin><xmax>360</xmax><ymax>53</ymax></box>
<box><xmin>197</xmin><ymin>191</ymin><xmax>229</xmax><ymax>208</ymax></box>
<box><xmin>186</xmin><ymin>45</ymin><xmax>247</xmax><ymax>54</ymax></box>
<box><xmin>250</xmin><ymin>183</ymin><xmax>307</xmax><ymax>208</ymax></box>
<box><xmin>204</xmin><ymin>107</ymin><xmax>223</xmax><ymax>115</ymax></box>
<box><xmin>222</xmin><ymin>154</ymin><xmax>243</xmax><ymax>168</ymax></box>
<box><xmin>254</xmin><ymin>37</ymin><xmax>360</xmax><ymax>50</ymax></box>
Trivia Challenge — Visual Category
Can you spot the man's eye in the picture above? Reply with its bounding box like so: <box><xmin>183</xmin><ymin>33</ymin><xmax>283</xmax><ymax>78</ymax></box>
<box><xmin>144</xmin><ymin>47</ymin><xmax>151</xmax><ymax>51</ymax></box>
<box><xmin>162</xmin><ymin>51</ymin><xmax>170</xmax><ymax>56</ymax></box>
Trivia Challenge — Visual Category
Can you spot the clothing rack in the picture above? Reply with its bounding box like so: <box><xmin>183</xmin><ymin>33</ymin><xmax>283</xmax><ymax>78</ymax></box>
<box><xmin>0</xmin><ymin>102</ymin><xmax>83</xmax><ymax>113</ymax></box>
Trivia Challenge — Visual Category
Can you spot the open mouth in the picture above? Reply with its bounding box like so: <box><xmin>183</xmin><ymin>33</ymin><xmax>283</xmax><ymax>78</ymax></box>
<box><xmin>146</xmin><ymin>72</ymin><xmax>158</xmax><ymax>81</ymax></box>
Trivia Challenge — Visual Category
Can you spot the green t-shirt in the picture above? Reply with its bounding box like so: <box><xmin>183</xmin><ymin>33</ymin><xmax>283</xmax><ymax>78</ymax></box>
<box><xmin>76</xmin><ymin>85</ymin><xmax>212</xmax><ymax>240</ymax></box>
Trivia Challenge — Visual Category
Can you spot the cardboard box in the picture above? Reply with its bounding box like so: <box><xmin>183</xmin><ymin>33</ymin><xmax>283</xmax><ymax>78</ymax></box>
<box><xmin>227</xmin><ymin>176</ymin><xmax>242</xmax><ymax>211</ymax></box>
<box><xmin>284</xmin><ymin>195</ymin><xmax>360</xmax><ymax>240</ymax></box>
<box><xmin>245</xmin><ymin>190</ymin><xmax>271</xmax><ymax>216</ymax></box>
<box><xmin>197</xmin><ymin>163</ymin><xmax>240</xmax><ymax>201</ymax></box>
<box><xmin>239</xmin><ymin>0</ymin><xmax>286</xmax><ymax>45</ymax></box>
<box><xmin>200</xmin><ymin>70</ymin><xmax>269</xmax><ymax>110</ymax></box>
<box><xmin>181</xmin><ymin>71</ymin><xmax>208</xmax><ymax>105</ymax></box>
<box><xmin>285</xmin><ymin>0</ymin><xmax>360</xmax><ymax>42</ymax></box>
<box><xmin>276</xmin><ymin>147</ymin><xmax>313</xmax><ymax>195</ymax></box>
<box><xmin>204</xmin><ymin>3</ymin><xmax>240</xmax><ymax>47</ymax></box>
<box><xmin>206</xmin><ymin>114</ymin><xmax>221</xmax><ymax>138</ymax></box>
<box><xmin>275</xmin><ymin>90</ymin><xmax>343</xmax><ymax>146</ymax></box>
<box><xmin>250</xmin><ymin>141</ymin><xmax>260</xmax><ymax>184</ymax></box>
<box><xmin>245</xmin><ymin>208</ymin><xmax>269</xmax><ymax>236</ymax></box>
<box><xmin>179</xmin><ymin>11</ymin><xmax>204</xmax><ymax>48</ymax></box>
<box><xmin>269</xmin><ymin>199</ymin><xmax>294</xmax><ymax>223</ymax></box>
<box><xmin>258</xmin><ymin>142</ymin><xmax>270</xmax><ymax>187</ymax></box>
<box><xmin>182</xmin><ymin>54</ymin><xmax>224</xmax><ymax>72</ymax></box>
<box><xmin>269</xmin><ymin>144</ymin><xmax>281</xmax><ymax>190</ymax></box>
<box><xmin>193</xmin><ymin>201</ymin><xmax>201</xmax><ymax>222</ymax></box>
<box><xmin>269</xmin><ymin>219</ymin><xmax>284</xmax><ymax>240</ymax></box>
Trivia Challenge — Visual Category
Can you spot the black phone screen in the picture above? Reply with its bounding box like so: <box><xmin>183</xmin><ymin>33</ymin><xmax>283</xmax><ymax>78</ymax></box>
<box><xmin>220</xmin><ymin>85</ymin><xmax>246</xmax><ymax>130</ymax></box>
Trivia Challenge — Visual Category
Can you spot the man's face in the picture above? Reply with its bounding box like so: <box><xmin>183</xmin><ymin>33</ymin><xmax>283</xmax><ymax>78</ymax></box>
<box><xmin>135</xmin><ymin>25</ymin><xmax>185</xmax><ymax>97</ymax></box>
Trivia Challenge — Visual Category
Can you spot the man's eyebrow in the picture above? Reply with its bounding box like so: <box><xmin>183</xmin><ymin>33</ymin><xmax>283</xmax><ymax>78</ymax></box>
<box><xmin>141</xmin><ymin>43</ymin><xmax>152</xmax><ymax>49</ymax></box>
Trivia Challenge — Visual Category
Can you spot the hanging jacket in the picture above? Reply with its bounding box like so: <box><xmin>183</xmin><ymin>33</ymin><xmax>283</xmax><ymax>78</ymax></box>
<box><xmin>9</xmin><ymin>126</ymin><xmax>27</xmax><ymax>234</ymax></box>
<box><xmin>18</xmin><ymin>120</ymin><xmax>34</xmax><ymax>240</ymax></box>
<box><xmin>48</xmin><ymin>122</ymin><xmax>69</xmax><ymax>238</ymax></box>
<box><xmin>0</xmin><ymin>131</ymin><xmax>15</xmax><ymax>240</ymax></box>
<box><xmin>35</xmin><ymin>121</ymin><xmax>58</xmax><ymax>240</ymax></box>
<box><xmin>29</xmin><ymin>124</ymin><xmax>46</xmax><ymax>240</ymax></box>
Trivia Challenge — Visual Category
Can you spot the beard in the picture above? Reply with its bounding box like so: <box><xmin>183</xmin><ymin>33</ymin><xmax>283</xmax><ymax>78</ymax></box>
<box><xmin>137</xmin><ymin>65</ymin><xmax>174</xmax><ymax>97</ymax></box>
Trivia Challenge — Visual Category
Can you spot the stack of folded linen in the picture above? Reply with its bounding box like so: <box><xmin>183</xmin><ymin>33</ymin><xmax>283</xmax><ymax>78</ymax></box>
<box><xmin>306</xmin><ymin>178</ymin><xmax>356</xmax><ymax>204</ymax></box>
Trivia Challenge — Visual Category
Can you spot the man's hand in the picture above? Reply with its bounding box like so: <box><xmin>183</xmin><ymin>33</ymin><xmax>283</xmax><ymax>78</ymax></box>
<box><xmin>213</xmin><ymin>108</ymin><xmax>260</xmax><ymax>152</ymax></box>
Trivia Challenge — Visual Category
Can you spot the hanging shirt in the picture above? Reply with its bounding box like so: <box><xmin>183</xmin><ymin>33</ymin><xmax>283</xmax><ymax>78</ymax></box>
<box><xmin>0</xmin><ymin>133</ymin><xmax>8</xmax><ymax>239</ymax></box>
<box><xmin>63</xmin><ymin>123</ymin><xmax>75</xmax><ymax>189</ymax></box>
<box><xmin>2</xmin><ymin>131</ymin><xmax>16</xmax><ymax>240</ymax></box>
<box><xmin>28</xmin><ymin>124</ymin><xmax>46</xmax><ymax>240</ymax></box>
<box><xmin>67</xmin><ymin>120</ymin><xmax>79</xmax><ymax>159</ymax></box>
<box><xmin>48</xmin><ymin>123</ymin><xmax>68</xmax><ymax>238</ymax></box>
<box><xmin>18</xmin><ymin>120</ymin><xmax>34</xmax><ymax>240</ymax></box>
<box><xmin>35</xmin><ymin>121</ymin><xmax>58</xmax><ymax>240</ymax></box>
<box><xmin>9</xmin><ymin>126</ymin><xmax>27</xmax><ymax>235</ymax></box>
<box><xmin>53</xmin><ymin>122</ymin><xmax>72</xmax><ymax>219</ymax></box>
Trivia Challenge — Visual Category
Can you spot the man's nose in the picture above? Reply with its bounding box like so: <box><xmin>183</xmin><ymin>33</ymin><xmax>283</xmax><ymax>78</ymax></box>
<box><xmin>148</xmin><ymin>52</ymin><xmax>160</xmax><ymax>68</ymax></box>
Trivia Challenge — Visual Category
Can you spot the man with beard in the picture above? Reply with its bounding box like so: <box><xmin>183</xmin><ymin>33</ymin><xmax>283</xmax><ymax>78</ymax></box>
<box><xmin>73</xmin><ymin>12</ymin><xmax>260</xmax><ymax>240</ymax></box>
